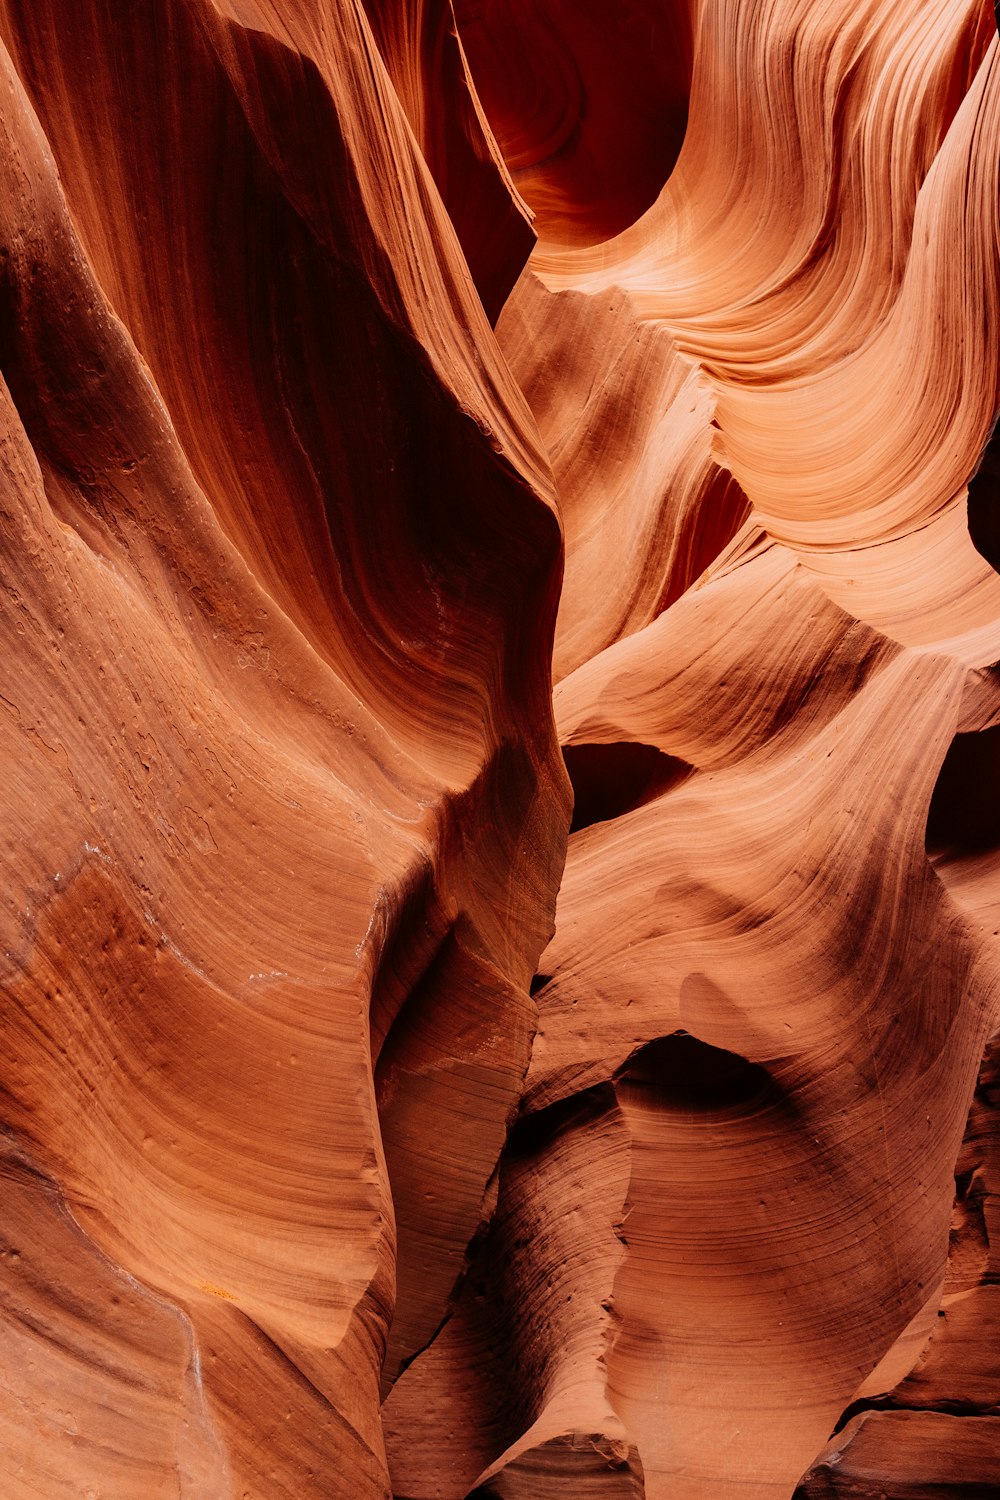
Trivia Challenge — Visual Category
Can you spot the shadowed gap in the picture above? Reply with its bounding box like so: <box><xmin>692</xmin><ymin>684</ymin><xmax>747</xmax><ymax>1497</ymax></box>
<box><xmin>562</xmin><ymin>741</ymin><xmax>692</xmax><ymax>834</ymax></box>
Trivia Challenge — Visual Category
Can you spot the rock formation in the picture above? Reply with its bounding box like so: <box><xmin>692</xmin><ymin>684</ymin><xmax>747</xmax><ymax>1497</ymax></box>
<box><xmin>1</xmin><ymin>1</ymin><xmax>999</xmax><ymax>1498</ymax></box>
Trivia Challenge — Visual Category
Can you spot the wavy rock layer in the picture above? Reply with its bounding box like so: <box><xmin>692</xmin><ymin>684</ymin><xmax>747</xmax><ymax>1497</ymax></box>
<box><xmin>0</xmin><ymin>2</ymin><xmax>567</xmax><ymax>1494</ymax></box>
<box><xmin>3</xmin><ymin>2</ymin><xmax>1000</xmax><ymax>1500</ymax></box>
<box><xmin>390</xmin><ymin>1</ymin><xmax>1000</xmax><ymax>1497</ymax></box>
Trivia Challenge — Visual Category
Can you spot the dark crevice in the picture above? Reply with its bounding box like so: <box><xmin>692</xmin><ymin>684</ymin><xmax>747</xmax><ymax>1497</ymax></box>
<box><xmin>925</xmin><ymin>724</ymin><xmax>1000</xmax><ymax>860</ymax></box>
<box><xmin>832</xmin><ymin>1392</ymin><xmax>1000</xmax><ymax>1436</ymax></box>
<box><xmin>830</xmin><ymin>1392</ymin><xmax>893</xmax><ymax>1435</ymax></box>
<box><xmin>968</xmin><ymin>414</ymin><xmax>1000</xmax><ymax>575</ymax></box>
<box><xmin>614</xmin><ymin>1031</ymin><xmax>784</xmax><ymax>1116</ymax></box>
<box><xmin>507</xmin><ymin>1082</ymin><xmax>619</xmax><ymax>1160</ymax></box>
<box><xmin>563</xmin><ymin>740</ymin><xmax>692</xmax><ymax>833</ymax></box>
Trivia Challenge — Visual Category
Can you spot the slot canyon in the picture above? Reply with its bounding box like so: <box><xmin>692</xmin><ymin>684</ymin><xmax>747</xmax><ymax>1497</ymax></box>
<box><xmin>1</xmin><ymin>1</ymin><xmax>1000</xmax><ymax>1496</ymax></box>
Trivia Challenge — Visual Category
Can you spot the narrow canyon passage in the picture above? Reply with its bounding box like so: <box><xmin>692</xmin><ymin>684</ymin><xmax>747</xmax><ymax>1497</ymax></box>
<box><xmin>0</xmin><ymin>2</ymin><xmax>999</xmax><ymax>1498</ymax></box>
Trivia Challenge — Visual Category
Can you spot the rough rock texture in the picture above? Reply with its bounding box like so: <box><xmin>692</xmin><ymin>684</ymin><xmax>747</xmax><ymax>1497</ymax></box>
<box><xmin>3</xmin><ymin>3</ymin><xmax>1000</xmax><ymax>1499</ymax></box>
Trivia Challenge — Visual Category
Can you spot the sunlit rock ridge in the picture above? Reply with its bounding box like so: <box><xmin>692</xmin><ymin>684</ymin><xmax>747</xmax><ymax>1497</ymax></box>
<box><xmin>1</xmin><ymin>2</ymin><xmax>999</xmax><ymax>1497</ymax></box>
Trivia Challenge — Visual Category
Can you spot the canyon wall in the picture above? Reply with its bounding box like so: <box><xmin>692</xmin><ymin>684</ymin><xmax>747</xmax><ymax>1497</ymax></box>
<box><xmin>1</xmin><ymin>2</ymin><xmax>999</xmax><ymax>1497</ymax></box>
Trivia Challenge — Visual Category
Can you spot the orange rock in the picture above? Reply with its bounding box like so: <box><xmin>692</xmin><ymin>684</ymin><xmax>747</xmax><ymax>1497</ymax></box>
<box><xmin>0</xmin><ymin>4</ymin><xmax>567</xmax><ymax>1491</ymax></box>
<box><xmin>3</xmin><ymin>1</ymin><xmax>1000</xmax><ymax>1496</ymax></box>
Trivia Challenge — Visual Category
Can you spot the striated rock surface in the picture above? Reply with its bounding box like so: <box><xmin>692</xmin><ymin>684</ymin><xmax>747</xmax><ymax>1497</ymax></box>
<box><xmin>389</xmin><ymin>1</ymin><xmax>1000</xmax><ymax>1497</ymax></box>
<box><xmin>795</xmin><ymin>1033</ymin><xmax>1000</xmax><ymax>1497</ymax></box>
<box><xmin>0</xmin><ymin>1</ymin><xmax>567</xmax><ymax>1493</ymax></box>
<box><xmin>3</xmin><ymin>2</ymin><xmax>1000</xmax><ymax>1499</ymax></box>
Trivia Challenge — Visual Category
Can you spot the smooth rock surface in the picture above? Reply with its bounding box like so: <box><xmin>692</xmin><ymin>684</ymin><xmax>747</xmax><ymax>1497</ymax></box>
<box><xmin>2</xmin><ymin>3</ymin><xmax>1000</xmax><ymax>1498</ymax></box>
